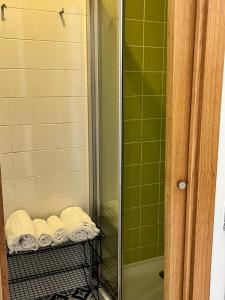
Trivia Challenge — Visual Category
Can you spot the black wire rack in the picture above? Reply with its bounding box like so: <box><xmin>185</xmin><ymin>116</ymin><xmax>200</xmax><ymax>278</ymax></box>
<box><xmin>7</xmin><ymin>236</ymin><xmax>102</xmax><ymax>300</ymax></box>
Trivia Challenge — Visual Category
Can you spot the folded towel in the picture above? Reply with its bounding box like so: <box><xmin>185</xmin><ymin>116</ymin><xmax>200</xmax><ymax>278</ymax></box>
<box><xmin>33</xmin><ymin>219</ymin><xmax>52</xmax><ymax>248</ymax></box>
<box><xmin>47</xmin><ymin>216</ymin><xmax>69</xmax><ymax>245</ymax></box>
<box><xmin>5</xmin><ymin>210</ymin><xmax>38</xmax><ymax>254</ymax></box>
<box><xmin>60</xmin><ymin>207</ymin><xmax>100</xmax><ymax>242</ymax></box>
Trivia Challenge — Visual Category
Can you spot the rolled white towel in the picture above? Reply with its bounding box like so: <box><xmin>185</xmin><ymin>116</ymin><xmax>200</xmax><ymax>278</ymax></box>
<box><xmin>5</xmin><ymin>210</ymin><xmax>38</xmax><ymax>254</ymax></box>
<box><xmin>60</xmin><ymin>207</ymin><xmax>100</xmax><ymax>242</ymax></box>
<box><xmin>47</xmin><ymin>216</ymin><xmax>69</xmax><ymax>245</ymax></box>
<box><xmin>33</xmin><ymin>219</ymin><xmax>52</xmax><ymax>248</ymax></box>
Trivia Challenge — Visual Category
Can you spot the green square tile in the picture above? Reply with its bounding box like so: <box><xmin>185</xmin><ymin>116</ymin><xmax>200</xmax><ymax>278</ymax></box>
<box><xmin>160</xmin><ymin>118</ymin><xmax>166</xmax><ymax>139</ymax></box>
<box><xmin>124</xmin><ymin>228</ymin><xmax>140</xmax><ymax>249</ymax></box>
<box><xmin>163</xmin><ymin>48</ymin><xmax>167</xmax><ymax>72</ymax></box>
<box><xmin>161</xmin><ymin>141</ymin><xmax>165</xmax><ymax>160</ymax></box>
<box><xmin>125</xmin><ymin>0</ymin><xmax>144</xmax><ymax>20</ymax></box>
<box><xmin>124</xmin><ymin>46</ymin><xmax>143</xmax><ymax>71</ymax></box>
<box><xmin>143</xmin><ymin>96</ymin><xmax>162</xmax><ymax>119</ymax></box>
<box><xmin>159</xmin><ymin>203</ymin><xmax>164</xmax><ymax>223</ymax></box>
<box><xmin>123</xmin><ymin>186</ymin><xmax>140</xmax><ymax>209</ymax></box>
<box><xmin>160</xmin><ymin>161</ymin><xmax>165</xmax><ymax>181</ymax></box>
<box><xmin>125</xmin><ymin>20</ymin><xmax>143</xmax><ymax>46</ymax></box>
<box><xmin>124</xmin><ymin>72</ymin><xmax>142</xmax><ymax>96</ymax></box>
<box><xmin>143</xmin><ymin>72</ymin><xmax>163</xmax><ymax>95</ymax></box>
<box><xmin>123</xmin><ymin>248</ymin><xmax>141</xmax><ymax>265</ymax></box>
<box><xmin>141</xmin><ymin>163</ymin><xmax>160</xmax><ymax>185</ymax></box>
<box><xmin>159</xmin><ymin>223</ymin><xmax>164</xmax><ymax>242</ymax></box>
<box><xmin>141</xmin><ymin>204</ymin><xmax>158</xmax><ymax>226</ymax></box>
<box><xmin>141</xmin><ymin>224</ymin><xmax>158</xmax><ymax>246</ymax></box>
<box><xmin>142</xmin><ymin>141</ymin><xmax>161</xmax><ymax>163</ymax></box>
<box><xmin>160</xmin><ymin>183</ymin><xmax>165</xmax><ymax>203</ymax></box>
<box><xmin>164</xmin><ymin>23</ymin><xmax>168</xmax><ymax>47</ymax></box>
<box><xmin>161</xmin><ymin>96</ymin><xmax>166</xmax><ymax>118</ymax></box>
<box><xmin>144</xmin><ymin>22</ymin><xmax>165</xmax><ymax>47</ymax></box>
<box><xmin>158</xmin><ymin>242</ymin><xmax>164</xmax><ymax>256</ymax></box>
<box><xmin>124</xmin><ymin>208</ymin><xmax>140</xmax><ymax>229</ymax></box>
<box><xmin>140</xmin><ymin>244</ymin><xmax>158</xmax><ymax>260</ymax></box>
<box><xmin>124</xmin><ymin>96</ymin><xmax>142</xmax><ymax>120</ymax></box>
<box><xmin>124</xmin><ymin>143</ymin><xmax>141</xmax><ymax>165</ymax></box>
<box><xmin>141</xmin><ymin>184</ymin><xmax>159</xmax><ymax>206</ymax></box>
<box><xmin>124</xmin><ymin>165</ymin><xmax>141</xmax><ymax>187</ymax></box>
<box><xmin>144</xmin><ymin>48</ymin><xmax>164</xmax><ymax>71</ymax></box>
<box><xmin>142</xmin><ymin>119</ymin><xmax>161</xmax><ymax>141</ymax></box>
<box><xmin>145</xmin><ymin>0</ymin><xmax>166</xmax><ymax>22</ymax></box>
<box><xmin>124</xmin><ymin>120</ymin><xmax>141</xmax><ymax>143</ymax></box>
<box><xmin>163</xmin><ymin>72</ymin><xmax>167</xmax><ymax>94</ymax></box>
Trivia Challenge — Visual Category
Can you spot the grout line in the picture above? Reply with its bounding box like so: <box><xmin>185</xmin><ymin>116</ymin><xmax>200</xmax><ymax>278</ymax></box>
<box><xmin>125</xmin><ymin>18</ymin><xmax>166</xmax><ymax>24</ymax></box>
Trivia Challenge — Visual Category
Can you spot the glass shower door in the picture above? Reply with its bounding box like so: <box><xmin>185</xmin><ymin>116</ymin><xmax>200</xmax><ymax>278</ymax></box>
<box><xmin>89</xmin><ymin>0</ymin><xmax>123</xmax><ymax>299</ymax></box>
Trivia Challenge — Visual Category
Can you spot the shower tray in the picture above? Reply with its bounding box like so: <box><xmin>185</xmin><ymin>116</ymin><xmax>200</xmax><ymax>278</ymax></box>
<box><xmin>7</xmin><ymin>236</ymin><xmax>102</xmax><ymax>300</ymax></box>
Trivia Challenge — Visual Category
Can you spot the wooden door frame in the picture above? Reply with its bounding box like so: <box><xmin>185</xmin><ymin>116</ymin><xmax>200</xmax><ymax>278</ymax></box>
<box><xmin>166</xmin><ymin>0</ymin><xmax>225</xmax><ymax>299</ymax></box>
<box><xmin>0</xmin><ymin>0</ymin><xmax>224</xmax><ymax>300</ymax></box>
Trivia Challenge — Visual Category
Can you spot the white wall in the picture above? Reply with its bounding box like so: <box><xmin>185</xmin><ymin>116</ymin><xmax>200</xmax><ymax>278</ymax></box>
<box><xmin>210</xmin><ymin>57</ymin><xmax>225</xmax><ymax>300</ymax></box>
<box><xmin>0</xmin><ymin>0</ymin><xmax>90</xmax><ymax>219</ymax></box>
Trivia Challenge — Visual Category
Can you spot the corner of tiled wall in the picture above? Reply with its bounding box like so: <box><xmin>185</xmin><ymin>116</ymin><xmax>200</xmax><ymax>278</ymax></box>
<box><xmin>123</xmin><ymin>0</ymin><xmax>167</xmax><ymax>265</ymax></box>
<box><xmin>0</xmin><ymin>0</ymin><xmax>90</xmax><ymax>220</ymax></box>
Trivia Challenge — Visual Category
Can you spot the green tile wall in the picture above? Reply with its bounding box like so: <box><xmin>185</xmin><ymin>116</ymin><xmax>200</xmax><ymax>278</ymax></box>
<box><xmin>123</xmin><ymin>0</ymin><xmax>167</xmax><ymax>265</ymax></box>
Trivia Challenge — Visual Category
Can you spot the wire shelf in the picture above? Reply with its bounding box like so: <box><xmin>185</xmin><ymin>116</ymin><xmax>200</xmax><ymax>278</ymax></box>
<box><xmin>7</xmin><ymin>237</ymin><xmax>102</xmax><ymax>300</ymax></box>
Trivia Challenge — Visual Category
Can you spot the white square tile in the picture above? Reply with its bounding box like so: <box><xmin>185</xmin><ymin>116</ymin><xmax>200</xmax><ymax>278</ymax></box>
<box><xmin>0</xmin><ymin>70</ymin><xmax>9</xmax><ymax>97</ymax></box>
<box><xmin>34</xmin><ymin>11</ymin><xmax>62</xmax><ymax>41</ymax></box>
<box><xmin>7</xmin><ymin>70</ymin><xmax>36</xmax><ymax>98</ymax></box>
<box><xmin>61</xmin><ymin>14</ymin><xmax>86</xmax><ymax>42</ymax></box>
<box><xmin>0</xmin><ymin>153</ymin><xmax>13</xmax><ymax>179</ymax></box>
<box><xmin>68</xmin><ymin>171</ymin><xmax>89</xmax><ymax>195</ymax></box>
<box><xmin>14</xmin><ymin>177</ymin><xmax>36</xmax><ymax>203</ymax></box>
<box><xmin>4</xmin><ymin>8</ymin><xmax>34</xmax><ymax>39</ymax></box>
<box><xmin>35</xmin><ymin>173</ymin><xmax>69</xmax><ymax>201</ymax></box>
<box><xmin>0</xmin><ymin>99</ymin><xmax>10</xmax><ymax>125</ymax></box>
<box><xmin>35</xmin><ymin>70</ymin><xmax>62</xmax><ymax>97</ymax></box>
<box><xmin>12</xmin><ymin>151</ymin><xmax>41</xmax><ymax>178</ymax></box>
<box><xmin>0</xmin><ymin>39</ymin><xmax>5</xmax><ymax>68</ymax></box>
<box><xmin>63</xmin><ymin>98</ymin><xmax>88</xmax><ymax>122</ymax></box>
<box><xmin>39</xmin><ymin>149</ymin><xmax>66</xmax><ymax>174</ymax></box>
<box><xmin>34</xmin><ymin>41</ymin><xmax>65</xmax><ymax>69</ymax></box>
<box><xmin>9</xmin><ymin>98</ymin><xmax>37</xmax><ymax>125</ymax></box>
<box><xmin>4</xmin><ymin>39</ymin><xmax>35</xmax><ymax>69</ymax></box>
<box><xmin>6</xmin><ymin>0</ymin><xmax>34</xmax><ymax>9</ymax></box>
<box><xmin>37</xmin><ymin>97</ymin><xmax>63</xmax><ymax>124</ymax></box>
<box><xmin>60</xmin><ymin>70</ymin><xmax>88</xmax><ymax>96</ymax></box>
<box><xmin>61</xmin><ymin>0</ymin><xmax>87</xmax><ymax>14</ymax></box>
<box><xmin>67</xmin><ymin>147</ymin><xmax>88</xmax><ymax>172</ymax></box>
<box><xmin>2</xmin><ymin>180</ymin><xmax>15</xmax><ymax>205</ymax></box>
<box><xmin>0</xmin><ymin>126</ymin><xmax>11</xmax><ymax>153</ymax></box>
<box><xmin>39</xmin><ymin>124</ymin><xmax>65</xmax><ymax>150</ymax></box>
<box><xmin>34</xmin><ymin>0</ymin><xmax>60</xmax><ymax>11</ymax></box>
<box><xmin>62</xmin><ymin>43</ymin><xmax>87</xmax><ymax>70</ymax></box>
<box><xmin>11</xmin><ymin>125</ymin><xmax>39</xmax><ymax>152</ymax></box>
<box><xmin>64</xmin><ymin>123</ymin><xmax>88</xmax><ymax>147</ymax></box>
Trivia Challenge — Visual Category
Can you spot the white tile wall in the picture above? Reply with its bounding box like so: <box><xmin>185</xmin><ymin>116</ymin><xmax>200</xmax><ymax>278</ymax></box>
<box><xmin>0</xmin><ymin>1</ymin><xmax>89</xmax><ymax>220</ymax></box>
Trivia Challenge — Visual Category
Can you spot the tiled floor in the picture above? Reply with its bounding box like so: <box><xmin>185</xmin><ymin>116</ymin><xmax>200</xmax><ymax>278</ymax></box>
<box><xmin>123</xmin><ymin>256</ymin><xmax>164</xmax><ymax>300</ymax></box>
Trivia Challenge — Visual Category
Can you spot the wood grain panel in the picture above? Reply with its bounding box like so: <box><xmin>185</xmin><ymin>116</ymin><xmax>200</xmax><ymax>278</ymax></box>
<box><xmin>0</xmin><ymin>170</ymin><xmax>9</xmax><ymax>300</ymax></box>
<box><xmin>165</xmin><ymin>0</ymin><xmax>196</xmax><ymax>299</ymax></box>
<box><xmin>184</xmin><ymin>0</ymin><xmax>225</xmax><ymax>298</ymax></box>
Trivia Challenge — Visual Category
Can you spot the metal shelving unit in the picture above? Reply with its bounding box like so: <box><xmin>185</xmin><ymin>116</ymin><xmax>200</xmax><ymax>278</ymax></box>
<box><xmin>7</xmin><ymin>237</ymin><xmax>102</xmax><ymax>300</ymax></box>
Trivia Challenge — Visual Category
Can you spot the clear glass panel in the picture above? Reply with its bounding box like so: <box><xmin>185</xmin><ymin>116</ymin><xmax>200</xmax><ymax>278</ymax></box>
<box><xmin>90</xmin><ymin>0</ymin><xmax>122</xmax><ymax>298</ymax></box>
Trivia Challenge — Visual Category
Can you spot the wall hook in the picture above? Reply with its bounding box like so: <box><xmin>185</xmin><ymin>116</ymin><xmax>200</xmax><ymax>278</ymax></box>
<box><xmin>59</xmin><ymin>8</ymin><xmax>64</xmax><ymax>15</ymax></box>
<box><xmin>1</xmin><ymin>3</ymin><xmax>7</xmax><ymax>22</ymax></box>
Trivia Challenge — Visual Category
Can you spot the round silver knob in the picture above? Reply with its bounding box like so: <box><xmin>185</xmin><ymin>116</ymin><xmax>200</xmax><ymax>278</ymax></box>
<box><xmin>177</xmin><ymin>180</ymin><xmax>187</xmax><ymax>190</ymax></box>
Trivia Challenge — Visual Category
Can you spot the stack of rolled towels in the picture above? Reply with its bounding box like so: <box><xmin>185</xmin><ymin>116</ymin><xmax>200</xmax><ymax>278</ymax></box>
<box><xmin>5</xmin><ymin>207</ymin><xmax>100</xmax><ymax>254</ymax></box>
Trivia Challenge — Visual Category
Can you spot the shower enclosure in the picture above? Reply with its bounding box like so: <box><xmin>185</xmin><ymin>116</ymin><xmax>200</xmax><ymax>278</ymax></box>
<box><xmin>0</xmin><ymin>0</ymin><xmax>207</xmax><ymax>299</ymax></box>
